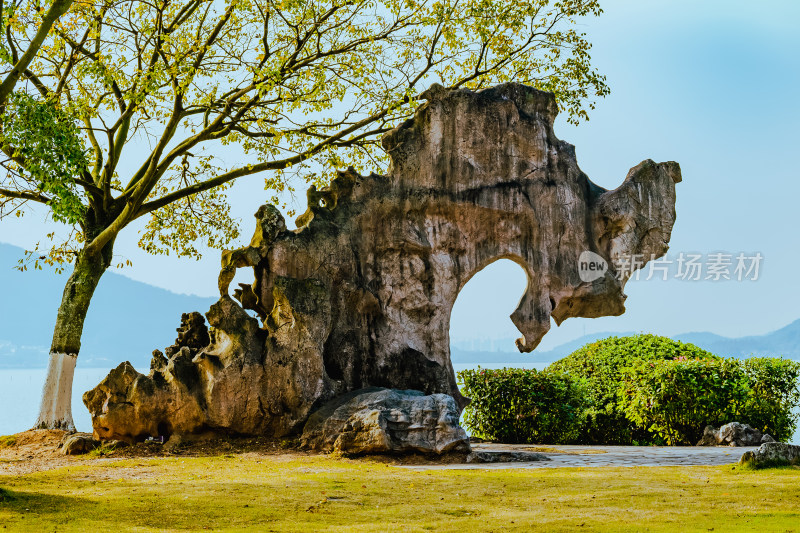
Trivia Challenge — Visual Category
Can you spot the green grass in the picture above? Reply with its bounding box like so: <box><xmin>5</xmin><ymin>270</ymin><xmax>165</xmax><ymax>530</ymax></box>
<box><xmin>0</xmin><ymin>435</ymin><xmax>17</xmax><ymax>448</ymax></box>
<box><xmin>1</xmin><ymin>454</ymin><xmax>799</xmax><ymax>532</ymax></box>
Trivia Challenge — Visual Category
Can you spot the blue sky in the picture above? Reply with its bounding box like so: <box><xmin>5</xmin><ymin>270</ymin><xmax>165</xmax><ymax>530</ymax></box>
<box><xmin>2</xmin><ymin>0</ymin><xmax>798</xmax><ymax>352</ymax></box>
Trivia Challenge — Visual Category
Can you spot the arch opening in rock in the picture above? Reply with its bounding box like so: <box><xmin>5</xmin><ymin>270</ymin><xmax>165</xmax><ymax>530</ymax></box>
<box><xmin>449</xmin><ymin>258</ymin><xmax>530</xmax><ymax>355</ymax></box>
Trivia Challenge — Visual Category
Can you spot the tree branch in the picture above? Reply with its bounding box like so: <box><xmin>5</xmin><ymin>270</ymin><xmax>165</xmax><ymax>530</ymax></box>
<box><xmin>0</xmin><ymin>0</ymin><xmax>74</xmax><ymax>107</ymax></box>
<box><xmin>136</xmin><ymin>107</ymin><xmax>390</xmax><ymax>217</ymax></box>
<box><xmin>0</xmin><ymin>186</ymin><xmax>51</xmax><ymax>203</ymax></box>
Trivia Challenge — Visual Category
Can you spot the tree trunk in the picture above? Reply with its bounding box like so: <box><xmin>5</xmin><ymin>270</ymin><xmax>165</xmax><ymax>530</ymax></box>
<box><xmin>35</xmin><ymin>242</ymin><xmax>112</xmax><ymax>430</ymax></box>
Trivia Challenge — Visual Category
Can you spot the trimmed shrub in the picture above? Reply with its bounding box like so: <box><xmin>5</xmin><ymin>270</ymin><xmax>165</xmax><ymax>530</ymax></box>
<box><xmin>458</xmin><ymin>367</ymin><xmax>589</xmax><ymax>444</ymax></box>
<box><xmin>618</xmin><ymin>358</ymin><xmax>747</xmax><ymax>445</ymax></box>
<box><xmin>741</xmin><ymin>357</ymin><xmax>800</xmax><ymax>441</ymax></box>
<box><xmin>547</xmin><ymin>334</ymin><xmax>717</xmax><ymax>444</ymax></box>
<box><xmin>618</xmin><ymin>357</ymin><xmax>800</xmax><ymax>445</ymax></box>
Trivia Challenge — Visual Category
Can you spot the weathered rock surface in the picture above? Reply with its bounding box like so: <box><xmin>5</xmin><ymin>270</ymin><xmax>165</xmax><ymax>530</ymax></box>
<box><xmin>697</xmin><ymin>423</ymin><xmax>775</xmax><ymax>447</ymax></box>
<box><xmin>739</xmin><ymin>442</ymin><xmax>800</xmax><ymax>468</ymax></box>
<box><xmin>301</xmin><ymin>388</ymin><xmax>469</xmax><ymax>455</ymax></box>
<box><xmin>84</xmin><ymin>304</ymin><xmax>269</xmax><ymax>441</ymax></box>
<box><xmin>60</xmin><ymin>433</ymin><xmax>99</xmax><ymax>455</ymax></box>
<box><xmin>85</xmin><ymin>83</ymin><xmax>680</xmax><ymax>442</ymax></box>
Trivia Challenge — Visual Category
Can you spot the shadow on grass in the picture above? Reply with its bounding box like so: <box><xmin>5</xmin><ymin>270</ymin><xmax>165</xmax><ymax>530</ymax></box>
<box><xmin>0</xmin><ymin>486</ymin><xmax>93</xmax><ymax>517</ymax></box>
<box><xmin>0</xmin><ymin>488</ymin><xmax>97</xmax><ymax>529</ymax></box>
<box><xmin>0</xmin><ymin>481</ymin><xmax>320</xmax><ymax>530</ymax></box>
<box><xmin>0</xmin><ymin>486</ymin><xmax>186</xmax><ymax>530</ymax></box>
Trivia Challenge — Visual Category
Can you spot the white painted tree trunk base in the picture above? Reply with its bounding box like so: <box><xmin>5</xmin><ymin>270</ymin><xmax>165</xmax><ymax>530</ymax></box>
<box><xmin>35</xmin><ymin>351</ymin><xmax>77</xmax><ymax>431</ymax></box>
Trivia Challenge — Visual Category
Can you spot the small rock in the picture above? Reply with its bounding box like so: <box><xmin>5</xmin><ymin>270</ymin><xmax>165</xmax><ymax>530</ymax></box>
<box><xmin>301</xmin><ymin>388</ymin><xmax>470</xmax><ymax>455</ymax></box>
<box><xmin>164</xmin><ymin>435</ymin><xmax>184</xmax><ymax>452</ymax></box>
<box><xmin>696</xmin><ymin>422</ymin><xmax>773</xmax><ymax>447</ymax></box>
<box><xmin>739</xmin><ymin>442</ymin><xmax>800</xmax><ymax>468</ymax></box>
<box><xmin>697</xmin><ymin>425</ymin><xmax>718</xmax><ymax>446</ymax></box>
<box><xmin>60</xmin><ymin>433</ymin><xmax>99</xmax><ymax>455</ymax></box>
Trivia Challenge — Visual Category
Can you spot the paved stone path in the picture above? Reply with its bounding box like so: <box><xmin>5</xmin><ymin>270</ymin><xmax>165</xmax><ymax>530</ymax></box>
<box><xmin>405</xmin><ymin>444</ymin><xmax>758</xmax><ymax>470</ymax></box>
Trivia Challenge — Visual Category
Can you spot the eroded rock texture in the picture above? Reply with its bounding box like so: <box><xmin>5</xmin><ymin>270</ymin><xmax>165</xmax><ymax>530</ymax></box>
<box><xmin>739</xmin><ymin>443</ymin><xmax>800</xmax><ymax>468</ymax></box>
<box><xmin>300</xmin><ymin>388</ymin><xmax>469</xmax><ymax>455</ymax></box>
<box><xmin>85</xmin><ymin>83</ymin><xmax>681</xmax><ymax>443</ymax></box>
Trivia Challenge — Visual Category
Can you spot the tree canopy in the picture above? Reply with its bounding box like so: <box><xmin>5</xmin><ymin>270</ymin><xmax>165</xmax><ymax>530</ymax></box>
<box><xmin>0</xmin><ymin>0</ymin><xmax>608</xmax><ymax>265</ymax></box>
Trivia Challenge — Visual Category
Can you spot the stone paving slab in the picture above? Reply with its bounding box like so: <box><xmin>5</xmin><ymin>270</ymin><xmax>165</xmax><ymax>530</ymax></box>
<box><xmin>404</xmin><ymin>443</ymin><xmax>758</xmax><ymax>470</ymax></box>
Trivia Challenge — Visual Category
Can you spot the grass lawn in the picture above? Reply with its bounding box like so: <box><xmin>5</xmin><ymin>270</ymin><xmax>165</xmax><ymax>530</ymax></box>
<box><xmin>1</xmin><ymin>454</ymin><xmax>799</xmax><ymax>532</ymax></box>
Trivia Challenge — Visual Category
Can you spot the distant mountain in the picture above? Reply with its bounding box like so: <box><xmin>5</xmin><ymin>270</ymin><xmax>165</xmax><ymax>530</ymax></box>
<box><xmin>451</xmin><ymin>332</ymin><xmax>637</xmax><ymax>356</ymax></box>
<box><xmin>452</xmin><ymin>332</ymin><xmax>630</xmax><ymax>366</ymax></box>
<box><xmin>452</xmin><ymin>320</ymin><xmax>800</xmax><ymax>365</ymax></box>
<box><xmin>0</xmin><ymin>243</ymin><xmax>216</xmax><ymax>370</ymax></box>
<box><xmin>452</xmin><ymin>332</ymin><xmax>636</xmax><ymax>365</ymax></box>
<box><xmin>673</xmin><ymin>319</ymin><xmax>800</xmax><ymax>360</ymax></box>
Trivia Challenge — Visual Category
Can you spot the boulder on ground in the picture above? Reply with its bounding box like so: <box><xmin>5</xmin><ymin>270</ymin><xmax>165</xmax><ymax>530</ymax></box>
<box><xmin>697</xmin><ymin>422</ymin><xmax>774</xmax><ymax>447</ymax></box>
<box><xmin>739</xmin><ymin>442</ymin><xmax>800</xmax><ymax>468</ymax></box>
<box><xmin>301</xmin><ymin>388</ymin><xmax>470</xmax><ymax>455</ymax></box>
<box><xmin>60</xmin><ymin>433</ymin><xmax>99</xmax><ymax>455</ymax></box>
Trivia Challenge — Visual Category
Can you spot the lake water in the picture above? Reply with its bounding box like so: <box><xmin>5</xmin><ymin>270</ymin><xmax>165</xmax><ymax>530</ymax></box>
<box><xmin>2</xmin><ymin>366</ymin><xmax>798</xmax><ymax>445</ymax></box>
<box><xmin>0</xmin><ymin>368</ymin><xmax>111</xmax><ymax>435</ymax></box>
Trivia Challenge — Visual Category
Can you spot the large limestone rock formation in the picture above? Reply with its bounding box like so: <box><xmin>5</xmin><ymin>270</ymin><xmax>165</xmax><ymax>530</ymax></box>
<box><xmin>84</xmin><ymin>83</ymin><xmax>681</xmax><ymax>443</ymax></box>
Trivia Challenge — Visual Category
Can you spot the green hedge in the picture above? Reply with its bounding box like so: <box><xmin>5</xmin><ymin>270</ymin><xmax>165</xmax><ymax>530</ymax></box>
<box><xmin>547</xmin><ymin>334</ymin><xmax>717</xmax><ymax>444</ymax></box>
<box><xmin>741</xmin><ymin>357</ymin><xmax>800</xmax><ymax>439</ymax></box>
<box><xmin>619</xmin><ymin>356</ymin><xmax>800</xmax><ymax>444</ymax></box>
<box><xmin>458</xmin><ymin>367</ymin><xmax>589</xmax><ymax>444</ymax></box>
<box><xmin>458</xmin><ymin>335</ymin><xmax>800</xmax><ymax>445</ymax></box>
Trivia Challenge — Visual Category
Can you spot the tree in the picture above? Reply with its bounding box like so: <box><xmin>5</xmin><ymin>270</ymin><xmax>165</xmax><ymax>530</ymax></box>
<box><xmin>0</xmin><ymin>0</ymin><xmax>609</xmax><ymax>430</ymax></box>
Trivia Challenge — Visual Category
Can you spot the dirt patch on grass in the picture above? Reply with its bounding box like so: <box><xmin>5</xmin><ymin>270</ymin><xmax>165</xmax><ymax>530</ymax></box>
<box><xmin>1</xmin><ymin>429</ymin><xmax>66</xmax><ymax>449</ymax></box>
<box><xmin>0</xmin><ymin>429</ymin><xmax>66</xmax><ymax>459</ymax></box>
<box><xmin>5</xmin><ymin>431</ymin><xmax>605</xmax><ymax>475</ymax></box>
<box><xmin>0</xmin><ymin>432</ymin><xmax>334</xmax><ymax>476</ymax></box>
<box><xmin>0</xmin><ymin>429</ymin><xmax>75</xmax><ymax>476</ymax></box>
<box><xmin>0</xmin><ymin>430</ymin><xmax>479</xmax><ymax>475</ymax></box>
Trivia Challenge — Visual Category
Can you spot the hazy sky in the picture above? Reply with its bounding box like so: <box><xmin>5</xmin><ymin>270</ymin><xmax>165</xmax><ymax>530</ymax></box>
<box><xmin>2</xmin><ymin>0</ymin><xmax>798</xmax><ymax>353</ymax></box>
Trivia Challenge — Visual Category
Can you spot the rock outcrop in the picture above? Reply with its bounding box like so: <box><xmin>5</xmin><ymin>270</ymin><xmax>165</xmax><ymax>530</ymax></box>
<box><xmin>60</xmin><ymin>433</ymin><xmax>99</xmax><ymax>455</ymax></box>
<box><xmin>301</xmin><ymin>388</ymin><xmax>469</xmax><ymax>454</ymax></box>
<box><xmin>697</xmin><ymin>423</ymin><xmax>775</xmax><ymax>447</ymax></box>
<box><xmin>739</xmin><ymin>442</ymin><xmax>800</xmax><ymax>468</ymax></box>
<box><xmin>84</xmin><ymin>83</ymin><xmax>681</xmax><ymax>443</ymax></box>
